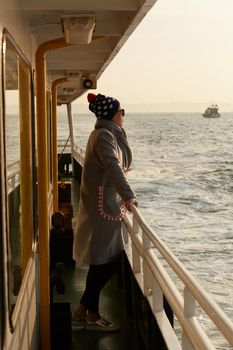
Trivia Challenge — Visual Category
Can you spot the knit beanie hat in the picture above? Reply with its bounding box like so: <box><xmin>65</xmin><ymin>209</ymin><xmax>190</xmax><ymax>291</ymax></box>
<box><xmin>87</xmin><ymin>93</ymin><xmax>120</xmax><ymax>120</ymax></box>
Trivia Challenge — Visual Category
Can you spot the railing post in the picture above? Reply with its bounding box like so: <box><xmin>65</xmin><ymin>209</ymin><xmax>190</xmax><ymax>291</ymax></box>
<box><xmin>11</xmin><ymin>178</ymin><xmax>15</xmax><ymax>192</ymax></box>
<box><xmin>122</xmin><ymin>221</ymin><xmax>129</xmax><ymax>244</ymax></box>
<box><xmin>132</xmin><ymin>214</ymin><xmax>141</xmax><ymax>273</ymax></box>
<box><xmin>153</xmin><ymin>279</ymin><xmax>163</xmax><ymax>312</ymax></box>
<box><xmin>182</xmin><ymin>287</ymin><xmax>195</xmax><ymax>350</ymax></box>
<box><xmin>142</xmin><ymin>230</ymin><xmax>152</xmax><ymax>296</ymax></box>
<box><xmin>67</xmin><ymin>103</ymin><xmax>74</xmax><ymax>175</ymax></box>
<box><xmin>51</xmin><ymin>77</ymin><xmax>68</xmax><ymax>212</ymax></box>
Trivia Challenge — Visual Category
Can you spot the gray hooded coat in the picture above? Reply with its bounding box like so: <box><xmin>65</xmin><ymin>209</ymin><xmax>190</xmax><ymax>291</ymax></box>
<box><xmin>73</xmin><ymin>119</ymin><xmax>136</xmax><ymax>265</ymax></box>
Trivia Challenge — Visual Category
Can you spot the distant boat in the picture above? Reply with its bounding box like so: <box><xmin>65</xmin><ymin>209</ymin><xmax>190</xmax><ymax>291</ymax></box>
<box><xmin>202</xmin><ymin>105</ymin><xmax>221</xmax><ymax>118</ymax></box>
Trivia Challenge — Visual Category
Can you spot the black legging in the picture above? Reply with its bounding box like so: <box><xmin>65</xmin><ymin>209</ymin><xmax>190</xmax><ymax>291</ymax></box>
<box><xmin>80</xmin><ymin>257</ymin><xmax>120</xmax><ymax>314</ymax></box>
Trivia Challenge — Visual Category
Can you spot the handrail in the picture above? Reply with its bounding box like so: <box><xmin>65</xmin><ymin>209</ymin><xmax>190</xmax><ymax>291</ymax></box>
<box><xmin>7</xmin><ymin>161</ymin><xmax>20</xmax><ymax>193</ymax></box>
<box><xmin>132</xmin><ymin>206</ymin><xmax>233</xmax><ymax>340</ymax></box>
<box><xmin>7</xmin><ymin>161</ymin><xmax>20</xmax><ymax>178</ymax></box>
<box><xmin>8</xmin><ymin>168</ymin><xmax>20</xmax><ymax>181</ymax></box>
<box><xmin>58</xmin><ymin>140</ymin><xmax>85</xmax><ymax>174</ymax></box>
<box><xmin>72</xmin><ymin>142</ymin><xmax>85</xmax><ymax>167</ymax></box>
<box><xmin>123</xmin><ymin>206</ymin><xmax>233</xmax><ymax>349</ymax></box>
<box><xmin>72</xmin><ymin>143</ymin><xmax>233</xmax><ymax>350</ymax></box>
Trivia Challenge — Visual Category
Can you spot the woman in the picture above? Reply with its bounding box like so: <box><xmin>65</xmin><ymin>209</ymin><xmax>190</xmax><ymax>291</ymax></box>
<box><xmin>73</xmin><ymin>93</ymin><xmax>138</xmax><ymax>331</ymax></box>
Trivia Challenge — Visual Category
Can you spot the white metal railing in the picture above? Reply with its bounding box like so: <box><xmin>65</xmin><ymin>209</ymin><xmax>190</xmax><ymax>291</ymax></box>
<box><xmin>73</xmin><ymin>143</ymin><xmax>233</xmax><ymax>350</ymax></box>
<box><xmin>7</xmin><ymin>160</ymin><xmax>20</xmax><ymax>193</ymax></box>
<box><xmin>123</xmin><ymin>206</ymin><xmax>233</xmax><ymax>350</ymax></box>
<box><xmin>72</xmin><ymin>142</ymin><xmax>85</xmax><ymax>167</ymax></box>
<box><xmin>58</xmin><ymin>140</ymin><xmax>85</xmax><ymax>166</ymax></box>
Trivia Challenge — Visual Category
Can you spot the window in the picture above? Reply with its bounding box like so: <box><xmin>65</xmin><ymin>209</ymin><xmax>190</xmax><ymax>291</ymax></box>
<box><xmin>3</xmin><ymin>37</ymin><xmax>34</xmax><ymax>317</ymax></box>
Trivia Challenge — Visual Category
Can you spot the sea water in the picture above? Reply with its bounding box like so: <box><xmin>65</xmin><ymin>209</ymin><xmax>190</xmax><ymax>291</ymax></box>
<box><xmin>59</xmin><ymin>111</ymin><xmax>233</xmax><ymax>349</ymax></box>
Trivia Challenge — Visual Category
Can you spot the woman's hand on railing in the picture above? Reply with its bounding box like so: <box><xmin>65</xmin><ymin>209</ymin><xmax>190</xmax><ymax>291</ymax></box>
<box><xmin>125</xmin><ymin>198</ymin><xmax>138</xmax><ymax>212</ymax></box>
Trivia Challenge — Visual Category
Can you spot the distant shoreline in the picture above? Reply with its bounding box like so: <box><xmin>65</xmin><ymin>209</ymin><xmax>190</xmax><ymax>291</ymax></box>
<box><xmin>70</xmin><ymin>103</ymin><xmax>233</xmax><ymax>114</ymax></box>
<box><xmin>7</xmin><ymin>103</ymin><xmax>233</xmax><ymax>114</ymax></box>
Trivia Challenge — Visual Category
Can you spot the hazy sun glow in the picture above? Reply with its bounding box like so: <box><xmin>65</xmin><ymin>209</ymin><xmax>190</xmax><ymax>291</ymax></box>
<box><xmin>76</xmin><ymin>0</ymin><xmax>233</xmax><ymax>112</ymax></box>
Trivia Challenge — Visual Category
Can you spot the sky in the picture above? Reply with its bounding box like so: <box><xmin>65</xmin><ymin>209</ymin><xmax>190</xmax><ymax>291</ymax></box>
<box><xmin>76</xmin><ymin>0</ymin><xmax>233</xmax><ymax>112</ymax></box>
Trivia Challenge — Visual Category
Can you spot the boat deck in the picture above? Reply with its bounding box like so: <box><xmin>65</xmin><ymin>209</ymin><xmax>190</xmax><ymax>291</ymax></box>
<box><xmin>52</xmin><ymin>177</ymin><xmax>141</xmax><ymax>350</ymax></box>
<box><xmin>54</xmin><ymin>265</ymin><xmax>139</xmax><ymax>350</ymax></box>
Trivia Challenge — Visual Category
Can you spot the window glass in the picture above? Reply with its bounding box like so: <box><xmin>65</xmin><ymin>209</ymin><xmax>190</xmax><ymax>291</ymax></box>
<box><xmin>4</xmin><ymin>39</ymin><xmax>33</xmax><ymax>317</ymax></box>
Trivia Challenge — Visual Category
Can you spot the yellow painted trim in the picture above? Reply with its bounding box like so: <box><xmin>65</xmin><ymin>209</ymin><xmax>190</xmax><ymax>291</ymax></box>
<box><xmin>18</xmin><ymin>61</ymin><xmax>33</xmax><ymax>275</ymax></box>
<box><xmin>51</xmin><ymin>78</ymin><xmax>68</xmax><ymax>212</ymax></box>
<box><xmin>92</xmin><ymin>35</ymin><xmax>108</xmax><ymax>41</ymax></box>
<box><xmin>35</xmin><ymin>37</ymin><xmax>71</xmax><ymax>350</ymax></box>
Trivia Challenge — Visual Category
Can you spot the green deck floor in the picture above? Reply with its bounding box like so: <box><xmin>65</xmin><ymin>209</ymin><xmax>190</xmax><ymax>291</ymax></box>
<box><xmin>54</xmin><ymin>265</ymin><xmax>139</xmax><ymax>350</ymax></box>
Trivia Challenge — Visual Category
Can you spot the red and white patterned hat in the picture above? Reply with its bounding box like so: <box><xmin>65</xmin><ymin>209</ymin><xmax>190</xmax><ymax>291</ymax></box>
<box><xmin>87</xmin><ymin>93</ymin><xmax>120</xmax><ymax>120</ymax></box>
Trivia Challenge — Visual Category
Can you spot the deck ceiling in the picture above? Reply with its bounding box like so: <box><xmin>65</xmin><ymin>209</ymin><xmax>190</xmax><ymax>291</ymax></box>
<box><xmin>21</xmin><ymin>0</ymin><xmax>157</xmax><ymax>104</ymax></box>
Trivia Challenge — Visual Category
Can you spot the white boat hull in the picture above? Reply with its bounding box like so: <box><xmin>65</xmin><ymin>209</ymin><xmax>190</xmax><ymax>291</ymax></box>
<box><xmin>202</xmin><ymin>112</ymin><xmax>221</xmax><ymax>118</ymax></box>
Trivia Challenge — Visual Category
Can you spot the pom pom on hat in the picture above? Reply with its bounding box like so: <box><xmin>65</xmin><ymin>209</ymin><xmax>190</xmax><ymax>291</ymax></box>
<box><xmin>87</xmin><ymin>93</ymin><xmax>96</xmax><ymax>103</ymax></box>
<box><xmin>87</xmin><ymin>93</ymin><xmax>120</xmax><ymax>120</ymax></box>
